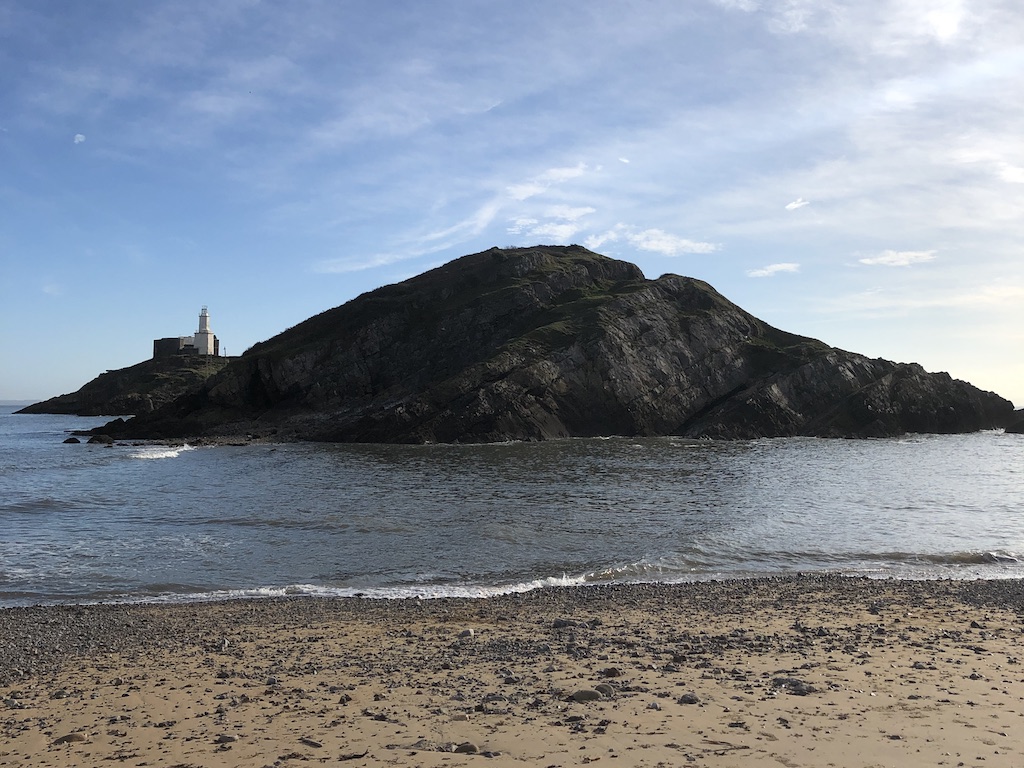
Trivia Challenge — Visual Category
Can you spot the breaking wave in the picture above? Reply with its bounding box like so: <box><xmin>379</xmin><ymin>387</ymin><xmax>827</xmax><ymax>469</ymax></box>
<box><xmin>128</xmin><ymin>444</ymin><xmax>196</xmax><ymax>460</ymax></box>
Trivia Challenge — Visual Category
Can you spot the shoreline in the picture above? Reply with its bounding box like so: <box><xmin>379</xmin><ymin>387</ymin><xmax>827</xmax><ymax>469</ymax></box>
<box><xmin>3</xmin><ymin>576</ymin><xmax>1024</xmax><ymax>766</ymax></box>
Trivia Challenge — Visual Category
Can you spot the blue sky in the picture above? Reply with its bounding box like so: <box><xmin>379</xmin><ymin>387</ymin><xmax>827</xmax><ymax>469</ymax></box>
<box><xmin>2</xmin><ymin>0</ymin><xmax>1022</xmax><ymax>407</ymax></box>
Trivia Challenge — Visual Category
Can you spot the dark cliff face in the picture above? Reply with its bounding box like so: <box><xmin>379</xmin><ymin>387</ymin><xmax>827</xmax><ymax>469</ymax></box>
<box><xmin>17</xmin><ymin>356</ymin><xmax>231</xmax><ymax>417</ymax></box>
<box><xmin>104</xmin><ymin>245</ymin><xmax>1015</xmax><ymax>441</ymax></box>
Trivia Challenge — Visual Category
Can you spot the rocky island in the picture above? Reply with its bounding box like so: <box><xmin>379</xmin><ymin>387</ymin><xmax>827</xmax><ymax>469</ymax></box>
<box><xmin>90</xmin><ymin>245</ymin><xmax>1011</xmax><ymax>442</ymax></box>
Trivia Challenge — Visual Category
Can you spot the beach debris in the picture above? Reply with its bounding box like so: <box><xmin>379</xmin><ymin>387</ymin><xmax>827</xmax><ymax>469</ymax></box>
<box><xmin>213</xmin><ymin>733</ymin><xmax>238</xmax><ymax>744</ymax></box>
<box><xmin>339</xmin><ymin>750</ymin><xmax>369</xmax><ymax>761</ymax></box>
<box><xmin>299</xmin><ymin>737</ymin><xmax>323</xmax><ymax>748</ymax></box>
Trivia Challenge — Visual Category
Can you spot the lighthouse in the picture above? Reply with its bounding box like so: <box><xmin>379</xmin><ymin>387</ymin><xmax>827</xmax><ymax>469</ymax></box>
<box><xmin>193</xmin><ymin>306</ymin><xmax>216</xmax><ymax>356</ymax></box>
<box><xmin>152</xmin><ymin>307</ymin><xmax>222</xmax><ymax>358</ymax></box>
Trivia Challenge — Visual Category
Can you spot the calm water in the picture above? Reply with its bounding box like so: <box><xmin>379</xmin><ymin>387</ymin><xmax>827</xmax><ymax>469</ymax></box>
<box><xmin>1</xmin><ymin>407</ymin><xmax>1023</xmax><ymax>606</ymax></box>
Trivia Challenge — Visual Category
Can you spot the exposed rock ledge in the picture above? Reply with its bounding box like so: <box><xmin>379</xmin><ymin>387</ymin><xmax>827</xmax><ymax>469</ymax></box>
<box><xmin>18</xmin><ymin>356</ymin><xmax>232</xmax><ymax>417</ymax></box>
<box><xmin>93</xmin><ymin>245</ymin><xmax>1014</xmax><ymax>442</ymax></box>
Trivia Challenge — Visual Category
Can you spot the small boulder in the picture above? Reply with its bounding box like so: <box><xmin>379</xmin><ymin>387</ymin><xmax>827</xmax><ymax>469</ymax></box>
<box><xmin>63</xmin><ymin>437</ymin><xmax>81</xmax><ymax>444</ymax></box>
<box><xmin>570</xmin><ymin>689</ymin><xmax>603</xmax><ymax>703</ymax></box>
<box><xmin>771</xmin><ymin>677</ymin><xmax>816</xmax><ymax>696</ymax></box>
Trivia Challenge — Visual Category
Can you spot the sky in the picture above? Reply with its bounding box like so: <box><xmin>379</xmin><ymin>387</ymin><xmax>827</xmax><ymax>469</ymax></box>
<box><xmin>1</xmin><ymin>0</ymin><xmax>1022</xmax><ymax>407</ymax></box>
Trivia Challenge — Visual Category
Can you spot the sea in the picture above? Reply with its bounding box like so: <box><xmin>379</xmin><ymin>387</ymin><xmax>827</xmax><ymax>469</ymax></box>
<box><xmin>1</xmin><ymin>406</ymin><xmax>1022</xmax><ymax>608</ymax></box>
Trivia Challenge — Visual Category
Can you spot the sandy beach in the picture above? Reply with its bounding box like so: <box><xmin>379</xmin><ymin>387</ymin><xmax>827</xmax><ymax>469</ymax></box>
<box><xmin>2</xmin><ymin>576</ymin><xmax>1023</xmax><ymax>767</ymax></box>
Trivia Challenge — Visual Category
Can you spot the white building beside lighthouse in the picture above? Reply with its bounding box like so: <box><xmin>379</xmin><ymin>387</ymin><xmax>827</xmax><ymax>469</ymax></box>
<box><xmin>153</xmin><ymin>307</ymin><xmax>221</xmax><ymax>358</ymax></box>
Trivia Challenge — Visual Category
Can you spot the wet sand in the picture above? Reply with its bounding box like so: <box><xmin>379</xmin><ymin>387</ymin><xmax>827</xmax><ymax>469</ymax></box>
<box><xmin>2</xmin><ymin>576</ymin><xmax>1023</xmax><ymax>767</ymax></box>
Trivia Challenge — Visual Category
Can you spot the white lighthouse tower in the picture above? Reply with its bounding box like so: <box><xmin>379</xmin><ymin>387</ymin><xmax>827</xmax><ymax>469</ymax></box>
<box><xmin>193</xmin><ymin>306</ymin><xmax>216</xmax><ymax>356</ymax></box>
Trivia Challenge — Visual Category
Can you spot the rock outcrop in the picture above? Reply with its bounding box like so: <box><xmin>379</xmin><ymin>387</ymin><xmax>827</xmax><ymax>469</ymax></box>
<box><xmin>1007</xmin><ymin>412</ymin><xmax>1024</xmax><ymax>434</ymax></box>
<box><xmin>95</xmin><ymin>245</ymin><xmax>1014</xmax><ymax>442</ymax></box>
<box><xmin>18</xmin><ymin>356</ymin><xmax>231</xmax><ymax>417</ymax></box>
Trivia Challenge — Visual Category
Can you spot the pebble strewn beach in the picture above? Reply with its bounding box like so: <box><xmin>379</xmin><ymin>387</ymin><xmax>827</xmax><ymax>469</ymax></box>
<box><xmin>2</xmin><ymin>576</ymin><xmax>1024</xmax><ymax>767</ymax></box>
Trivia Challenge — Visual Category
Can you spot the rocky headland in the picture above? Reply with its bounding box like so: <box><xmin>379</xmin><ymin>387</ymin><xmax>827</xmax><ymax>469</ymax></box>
<box><xmin>17</xmin><ymin>356</ymin><xmax>232</xmax><ymax>417</ymax></box>
<box><xmin>91</xmin><ymin>245</ymin><xmax>1012</xmax><ymax>442</ymax></box>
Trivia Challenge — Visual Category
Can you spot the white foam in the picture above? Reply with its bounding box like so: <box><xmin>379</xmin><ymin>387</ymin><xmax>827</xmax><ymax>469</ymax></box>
<box><xmin>128</xmin><ymin>444</ymin><xmax>195</xmax><ymax>460</ymax></box>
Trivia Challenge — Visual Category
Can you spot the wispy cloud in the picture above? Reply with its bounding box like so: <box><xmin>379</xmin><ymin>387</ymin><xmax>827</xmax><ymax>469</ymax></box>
<box><xmin>859</xmin><ymin>249</ymin><xmax>937</xmax><ymax>267</ymax></box>
<box><xmin>585</xmin><ymin>224</ymin><xmax>718</xmax><ymax>256</ymax></box>
<box><xmin>747</xmin><ymin>262</ymin><xmax>800</xmax><ymax>278</ymax></box>
<box><xmin>506</xmin><ymin>164</ymin><xmax>588</xmax><ymax>201</ymax></box>
<box><xmin>827</xmin><ymin>281</ymin><xmax>1024</xmax><ymax>314</ymax></box>
<box><xmin>630</xmin><ymin>228</ymin><xmax>718</xmax><ymax>256</ymax></box>
<box><xmin>785</xmin><ymin>197</ymin><xmax>809</xmax><ymax>210</ymax></box>
<box><xmin>313</xmin><ymin>253</ymin><xmax>409</xmax><ymax>274</ymax></box>
<box><xmin>507</xmin><ymin>205</ymin><xmax>596</xmax><ymax>242</ymax></box>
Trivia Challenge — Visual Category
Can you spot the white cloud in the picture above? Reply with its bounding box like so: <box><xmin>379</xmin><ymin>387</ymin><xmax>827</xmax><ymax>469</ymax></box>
<box><xmin>527</xmin><ymin>222</ymin><xmax>583</xmax><ymax>241</ymax></box>
<box><xmin>545</xmin><ymin>205</ymin><xmax>595</xmax><ymax>222</ymax></box>
<box><xmin>747</xmin><ymin>262</ymin><xmax>801</xmax><ymax>278</ymax></box>
<box><xmin>505</xmin><ymin>181</ymin><xmax>546</xmax><ymax>201</ymax></box>
<box><xmin>859</xmin><ymin>249</ymin><xmax>937</xmax><ymax>267</ymax></box>
<box><xmin>584</xmin><ymin>223</ymin><xmax>717</xmax><ymax>256</ymax></box>
<box><xmin>711</xmin><ymin>0</ymin><xmax>760</xmax><ymax>11</ymax></box>
<box><xmin>584</xmin><ymin>227</ymin><xmax>622</xmax><ymax>251</ymax></box>
<box><xmin>506</xmin><ymin>163</ymin><xmax>587</xmax><ymax>201</ymax></box>
<box><xmin>506</xmin><ymin>205</ymin><xmax>595</xmax><ymax>242</ymax></box>
<box><xmin>998</xmin><ymin>164</ymin><xmax>1024</xmax><ymax>184</ymax></box>
<box><xmin>506</xmin><ymin>217</ymin><xmax>539</xmax><ymax>234</ymax></box>
<box><xmin>785</xmin><ymin>197</ymin><xmax>809</xmax><ymax>210</ymax></box>
<box><xmin>618</xmin><ymin>157</ymin><xmax>630</xmax><ymax>164</ymax></box>
<box><xmin>73</xmin><ymin>133</ymin><xmax>85</xmax><ymax>144</ymax></box>
<box><xmin>926</xmin><ymin>2</ymin><xmax>965</xmax><ymax>43</ymax></box>
<box><xmin>628</xmin><ymin>228</ymin><xmax>718</xmax><ymax>256</ymax></box>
